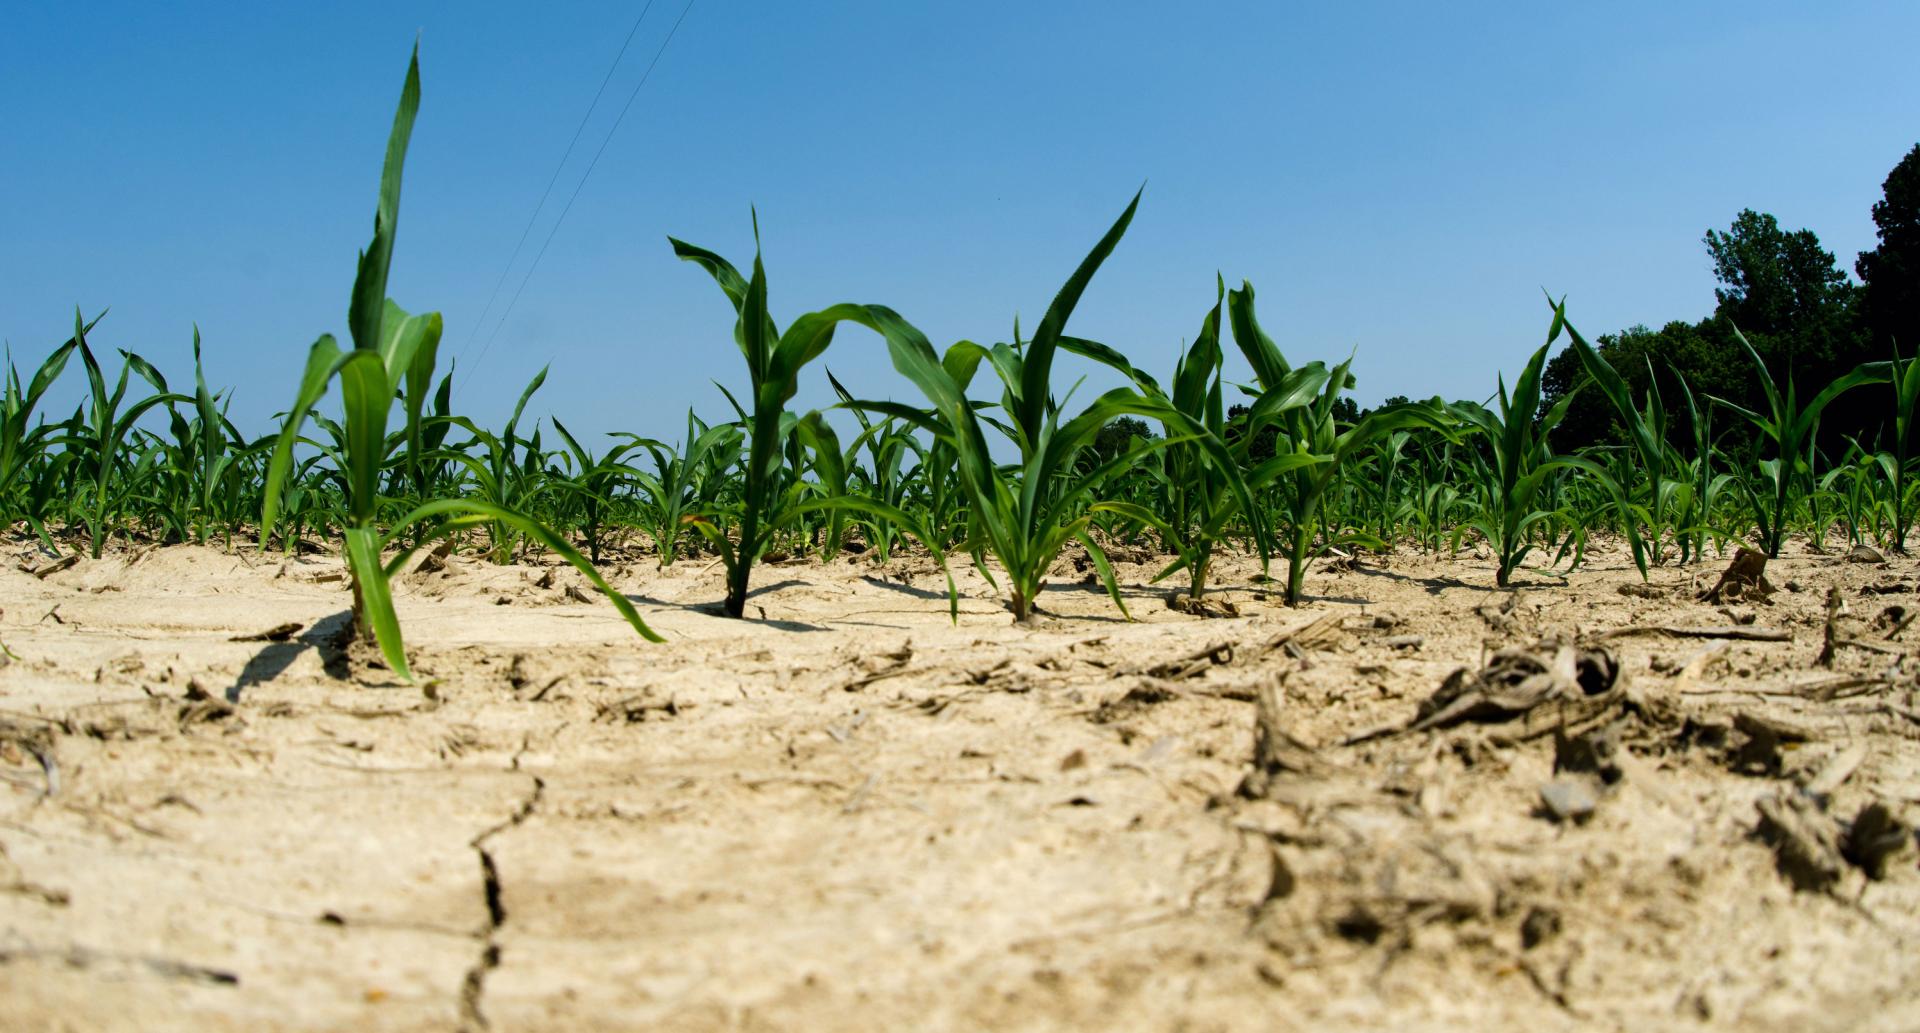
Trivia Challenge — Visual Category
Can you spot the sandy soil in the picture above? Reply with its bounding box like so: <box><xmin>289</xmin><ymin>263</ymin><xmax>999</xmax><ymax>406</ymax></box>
<box><xmin>1</xmin><ymin>535</ymin><xmax>1917</xmax><ymax>1031</ymax></box>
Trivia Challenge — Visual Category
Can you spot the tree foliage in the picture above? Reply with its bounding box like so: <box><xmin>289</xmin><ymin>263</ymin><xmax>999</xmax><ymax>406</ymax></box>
<box><xmin>1086</xmin><ymin>416</ymin><xmax>1155</xmax><ymax>468</ymax></box>
<box><xmin>1541</xmin><ymin>161</ymin><xmax>1920</xmax><ymax>457</ymax></box>
<box><xmin>1858</xmin><ymin>144</ymin><xmax>1920</xmax><ymax>355</ymax></box>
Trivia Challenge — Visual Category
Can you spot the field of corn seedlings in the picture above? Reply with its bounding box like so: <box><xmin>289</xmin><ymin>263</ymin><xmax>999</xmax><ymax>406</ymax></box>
<box><xmin>4</xmin><ymin>48</ymin><xmax>1920</xmax><ymax>1033</ymax></box>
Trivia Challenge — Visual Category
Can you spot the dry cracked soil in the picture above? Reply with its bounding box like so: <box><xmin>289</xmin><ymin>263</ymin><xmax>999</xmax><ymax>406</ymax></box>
<box><xmin>1</xmin><ymin>536</ymin><xmax>1918</xmax><ymax>1031</ymax></box>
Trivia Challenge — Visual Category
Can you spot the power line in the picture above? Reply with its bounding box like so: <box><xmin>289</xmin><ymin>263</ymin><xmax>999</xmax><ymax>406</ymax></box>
<box><xmin>463</xmin><ymin>0</ymin><xmax>698</xmax><ymax>388</ymax></box>
<box><xmin>457</xmin><ymin>0</ymin><xmax>658</xmax><ymax>369</ymax></box>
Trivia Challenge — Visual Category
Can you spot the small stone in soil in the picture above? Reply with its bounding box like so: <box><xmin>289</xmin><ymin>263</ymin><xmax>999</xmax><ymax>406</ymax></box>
<box><xmin>1538</xmin><ymin>777</ymin><xmax>1600</xmax><ymax>824</ymax></box>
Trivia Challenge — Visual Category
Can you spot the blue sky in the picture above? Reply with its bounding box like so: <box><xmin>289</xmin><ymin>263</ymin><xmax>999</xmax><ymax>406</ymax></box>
<box><xmin>4</xmin><ymin>2</ymin><xmax>1916</xmax><ymax>444</ymax></box>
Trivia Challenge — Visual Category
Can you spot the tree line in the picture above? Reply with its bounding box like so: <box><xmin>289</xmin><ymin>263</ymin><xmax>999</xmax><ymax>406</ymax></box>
<box><xmin>1543</xmin><ymin>143</ymin><xmax>1920</xmax><ymax>456</ymax></box>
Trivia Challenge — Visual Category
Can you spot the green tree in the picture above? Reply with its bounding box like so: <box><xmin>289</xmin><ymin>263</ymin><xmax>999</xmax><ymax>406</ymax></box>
<box><xmin>1706</xmin><ymin>209</ymin><xmax>1857</xmax><ymax>348</ymax></box>
<box><xmin>1085</xmin><ymin>416</ymin><xmax>1155</xmax><ymax>467</ymax></box>
<box><xmin>1857</xmin><ymin>144</ymin><xmax>1920</xmax><ymax>354</ymax></box>
<box><xmin>1224</xmin><ymin>403</ymin><xmax>1277</xmax><ymax>461</ymax></box>
<box><xmin>1544</xmin><ymin>209</ymin><xmax>1867</xmax><ymax>452</ymax></box>
<box><xmin>1541</xmin><ymin>319</ymin><xmax>1749</xmax><ymax>452</ymax></box>
<box><xmin>1702</xmin><ymin>212</ymin><xmax>1865</xmax><ymax>442</ymax></box>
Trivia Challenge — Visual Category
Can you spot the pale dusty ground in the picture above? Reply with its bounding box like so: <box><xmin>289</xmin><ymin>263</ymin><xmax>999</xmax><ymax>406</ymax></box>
<box><xmin>1</xmin><ymin>535</ymin><xmax>1918</xmax><ymax>1032</ymax></box>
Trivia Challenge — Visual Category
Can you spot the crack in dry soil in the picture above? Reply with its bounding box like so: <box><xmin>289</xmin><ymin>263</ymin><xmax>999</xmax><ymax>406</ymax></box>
<box><xmin>460</xmin><ymin>773</ymin><xmax>544</xmax><ymax>1031</ymax></box>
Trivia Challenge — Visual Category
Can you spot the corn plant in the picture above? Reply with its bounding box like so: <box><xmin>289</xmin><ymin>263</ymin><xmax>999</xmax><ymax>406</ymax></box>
<box><xmin>1226</xmin><ymin>281</ymin><xmax>1450</xmax><ymax>604</ymax></box>
<box><xmin>1091</xmin><ymin>279</ymin><xmax>1321</xmax><ymax>600</ymax></box>
<box><xmin>1560</xmin><ymin>311</ymin><xmax>1670</xmax><ymax>568</ymax></box>
<box><xmin>670</xmin><ymin>219</ymin><xmax>896</xmax><ymax>617</ymax></box>
<box><xmin>442</xmin><ymin>366</ymin><xmax>551</xmax><ymax>564</ymax></box>
<box><xmin>889</xmin><ymin>389</ymin><xmax>969</xmax><ymax>551</ymax></box>
<box><xmin>1407</xmin><ymin>433</ymin><xmax>1466</xmax><ymax>555</ymax></box>
<box><xmin>160</xmin><ymin>329</ymin><xmax>250</xmax><ymax>546</ymax></box>
<box><xmin>63</xmin><ymin>312</ymin><xmax>185</xmax><ymax>558</ymax></box>
<box><xmin>370</xmin><ymin>359</ymin><xmax>457</xmax><ymax>510</ymax></box>
<box><xmin>1820</xmin><ymin>439</ymin><xmax>1888</xmax><ymax>547</ymax></box>
<box><xmin>846</xmin><ymin>193</ymin><xmax>1256</xmax><ymax>620</ymax></box>
<box><xmin>1711</xmin><ymin>327</ymin><xmax>1888</xmax><ymax>557</ymax></box>
<box><xmin>549</xmin><ymin>418</ymin><xmax>647</xmax><ymax>564</ymax></box>
<box><xmin>828</xmin><ymin>369</ymin><xmax>924</xmax><ymax>561</ymax></box>
<box><xmin>623</xmin><ymin>410</ymin><xmax>741</xmax><ymax>567</ymax></box>
<box><xmin>1885</xmin><ymin>343</ymin><xmax>1920</xmax><ymax>552</ymax></box>
<box><xmin>1447</xmin><ymin>303</ymin><xmax>1638</xmax><ymax>587</ymax></box>
<box><xmin>262</xmin><ymin>46</ymin><xmax>659</xmax><ymax>678</ymax></box>
<box><xmin>1665</xmin><ymin>369</ymin><xmax>1734</xmax><ymax>562</ymax></box>
<box><xmin>0</xmin><ymin>319</ymin><xmax>88</xmax><ymax>544</ymax></box>
<box><xmin>1358</xmin><ymin>430</ymin><xmax>1413</xmax><ymax>543</ymax></box>
<box><xmin>271</xmin><ymin>446</ymin><xmax>340</xmax><ymax>556</ymax></box>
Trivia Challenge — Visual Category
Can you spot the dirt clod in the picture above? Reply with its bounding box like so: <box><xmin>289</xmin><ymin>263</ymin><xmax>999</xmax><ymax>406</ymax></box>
<box><xmin>1520</xmin><ymin>906</ymin><xmax>1562</xmax><ymax>949</ymax></box>
<box><xmin>1555</xmin><ymin>722</ymin><xmax>1626</xmax><ymax>785</ymax></box>
<box><xmin>1846</xmin><ymin>544</ymin><xmax>1888</xmax><ymax>565</ymax></box>
<box><xmin>1843</xmin><ymin>801</ymin><xmax>1913</xmax><ymax>879</ymax></box>
<box><xmin>1754</xmin><ymin>791</ymin><xmax>1847</xmax><ymax>892</ymax></box>
<box><xmin>1239</xmin><ymin>677</ymin><xmax>1322</xmax><ymax>798</ymax></box>
<box><xmin>1730</xmin><ymin>711</ymin><xmax>1815</xmax><ymax>777</ymax></box>
<box><xmin>1702</xmin><ymin>548</ymin><xmax>1776</xmax><ymax>603</ymax></box>
<box><xmin>1167</xmin><ymin>592</ymin><xmax>1239</xmax><ymax>618</ymax></box>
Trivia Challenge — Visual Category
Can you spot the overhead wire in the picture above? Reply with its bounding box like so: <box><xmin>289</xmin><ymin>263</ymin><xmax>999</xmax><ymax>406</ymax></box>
<box><xmin>461</xmin><ymin>0</ymin><xmax>699</xmax><ymax>388</ymax></box>
<box><xmin>456</xmin><ymin>0</ymin><xmax>658</xmax><ymax>370</ymax></box>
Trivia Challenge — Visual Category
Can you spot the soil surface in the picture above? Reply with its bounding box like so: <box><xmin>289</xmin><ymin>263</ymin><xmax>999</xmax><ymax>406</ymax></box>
<box><xmin>2</xmin><ymin>537</ymin><xmax>1918</xmax><ymax>1031</ymax></box>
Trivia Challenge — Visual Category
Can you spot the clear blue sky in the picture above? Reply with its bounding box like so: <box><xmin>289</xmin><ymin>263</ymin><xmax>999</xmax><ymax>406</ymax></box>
<box><xmin>5</xmin><ymin>2</ymin><xmax>1916</xmax><ymax>444</ymax></box>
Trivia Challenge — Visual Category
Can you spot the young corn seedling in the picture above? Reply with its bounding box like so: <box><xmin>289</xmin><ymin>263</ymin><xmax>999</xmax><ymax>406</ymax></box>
<box><xmin>1560</xmin><ymin>309</ymin><xmax>1670</xmax><ymax>568</ymax></box>
<box><xmin>1226</xmin><ymin>281</ymin><xmax>1448</xmax><ymax>605</ymax></box>
<box><xmin>263</xmin><ymin>46</ymin><xmax>660</xmax><ymax>679</ymax></box>
<box><xmin>846</xmin><ymin>193</ymin><xmax>1257</xmax><ymax>621</ymax></box>
<box><xmin>1885</xmin><ymin>342</ymin><xmax>1920</xmax><ymax>552</ymax></box>
<box><xmin>671</xmin><ymin>218</ymin><xmax>954</xmax><ymax>618</ymax></box>
<box><xmin>1668</xmin><ymin>368</ymin><xmax>1735</xmax><ymax>562</ymax></box>
<box><xmin>1447</xmin><ymin>302</ymin><xmax>1640</xmax><ymax>588</ymax></box>
<box><xmin>1409</xmin><ymin>433</ymin><xmax>1466</xmax><ymax>555</ymax></box>
<box><xmin>442</xmin><ymin>366</ymin><xmax>551</xmax><ymax>564</ymax></box>
<box><xmin>549</xmin><ymin>418</ymin><xmax>646</xmax><ymax>564</ymax></box>
<box><xmin>271</xmin><ymin>446</ymin><xmax>342</xmax><ymax>556</ymax></box>
<box><xmin>1359</xmin><ymin>430</ymin><xmax>1413</xmax><ymax>544</ymax></box>
<box><xmin>0</xmin><ymin>319</ymin><xmax>89</xmax><ymax>546</ymax></box>
<box><xmin>64</xmin><ymin>312</ymin><xmax>186</xmax><ymax>558</ymax></box>
<box><xmin>1710</xmin><ymin>326</ymin><xmax>1888</xmax><ymax>557</ymax></box>
<box><xmin>168</xmin><ymin>329</ymin><xmax>248</xmax><ymax>547</ymax></box>
<box><xmin>1090</xmin><ymin>278</ymin><xmax>1321</xmax><ymax>602</ymax></box>
<box><xmin>827</xmin><ymin>369</ymin><xmax>921</xmax><ymax>561</ymax></box>
<box><xmin>623</xmin><ymin>410</ymin><xmax>742</xmax><ymax>567</ymax></box>
<box><xmin>1821</xmin><ymin>439</ymin><xmax>1887</xmax><ymax>548</ymax></box>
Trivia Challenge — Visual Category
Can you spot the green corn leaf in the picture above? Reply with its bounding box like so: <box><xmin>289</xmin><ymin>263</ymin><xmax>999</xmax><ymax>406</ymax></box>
<box><xmin>1015</xmin><ymin>190</ymin><xmax>1142</xmax><ymax>447</ymax></box>
<box><xmin>1225</xmin><ymin>281</ymin><xmax>1292</xmax><ymax>389</ymax></box>
<box><xmin>261</xmin><ymin>339</ymin><xmax>345</xmax><ymax>543</ymax></box>
<box><xmin>381</xmin><ymin>498</ymin><xmax>665</xmax><ymax>643</ymax></box>
<box><xmin>1059</xmin><ymin>335</ymin><xmax>1163</xmax><ymax>395</ymax></box>
<box><xmin>344</xmin><ymin>526</ymin><xmax>412</xmax><ymax>680</ymax></box>
<box><xmin>667</xmin><ymin>237</ymin><xmax>751</xmax><ymax>311</ymax></box>
<box><xmin>1088</xmin><ymin>500</ymin><xmax>1180</xmax><ymax>545</ymax></box>
<box><xmin>941</xmin><ymin>341</ymin><xmax>991</xmax><ymax>389</ymax></box>
<box><xmin>335</xmin><ymin>350</ymin><xmax>394</xmax><ymax>525</ymax></box>
<box><xmin>349</xmin><ymin>44</ymin><xmax>421</xmax><ymax>355</ymax></box>
<box><xmin>1075</xmin><ymin>525</ymin><xmax>1129</xmax><ymax>621</ymax></box>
